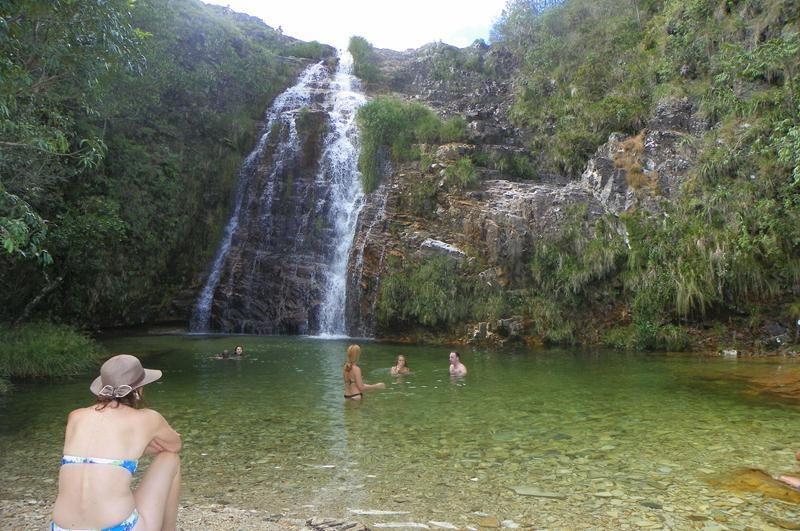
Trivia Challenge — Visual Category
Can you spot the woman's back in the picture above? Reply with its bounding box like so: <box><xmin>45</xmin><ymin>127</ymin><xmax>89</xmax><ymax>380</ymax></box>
<box><xmin>344</xmin><ymin>364</ymin><xmax>362</xmax><ymax>396</ymax></box>
<box><xmin>53</xmin><ymin>405</ymin><xmax>159</xmax><ymax>529</ymax></box>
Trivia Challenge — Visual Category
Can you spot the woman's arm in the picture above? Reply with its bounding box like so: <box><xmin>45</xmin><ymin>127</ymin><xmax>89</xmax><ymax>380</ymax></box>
<box><xmin>353</xmin><ymin>366</ymin><xmax>385</xmax><ymax>391</ymax></box>
<box><xmin>147</xmin><ymin>410</ymin><xmax>182</xmax><ymax>453</ymax></box>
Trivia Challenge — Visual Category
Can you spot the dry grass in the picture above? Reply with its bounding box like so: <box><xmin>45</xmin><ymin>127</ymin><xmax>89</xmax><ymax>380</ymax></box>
<box><xmin>613</xmin><ymin>131</ymin><xmax>660</xmax><ymax>194</ymax></box>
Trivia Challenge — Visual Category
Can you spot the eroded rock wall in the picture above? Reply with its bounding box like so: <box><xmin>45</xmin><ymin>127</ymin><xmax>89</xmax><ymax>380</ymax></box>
<box><xmin>346</xmin><ymin>76</ymin><xmax>707</xmax><ymax>339</ymax></box>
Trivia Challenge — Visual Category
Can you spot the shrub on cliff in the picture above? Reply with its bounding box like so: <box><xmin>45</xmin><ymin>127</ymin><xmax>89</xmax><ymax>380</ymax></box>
<box><xmin>287</xmin><ymin>40</ymin><xmax>328</xmax><ymax>60</ymax></box>
<box><xmin>348</xmin><ymin>35</ymin><xmax>381</xmax><ymax>83</ymax></box>
<box><xmin>357</xmin><ymin>97</ymin><xmax>467</xmax><ymax>192</ymax></box>
<box><xmin>483</xmin><ymin>0</ymin><xmax>800</xmax><ymax>348</ymax></box>
<box><xmin>0</xmin><ymin>322</ymin><xmax>104</xmax><ymax>381</ymax></box>
<box><xmin>603</xmin><ymin>324</ymin><xmax>690</xmax><ymax>352</ymax></box>
<box><xmin>444</xmin><ymin>157</ymin><xmax>479</xmax><ymax>190</ymax></box>
<box><xmin>377</xmin><ymin>256</ymin><xmax>487</xmax><ymax>330</ymax></box>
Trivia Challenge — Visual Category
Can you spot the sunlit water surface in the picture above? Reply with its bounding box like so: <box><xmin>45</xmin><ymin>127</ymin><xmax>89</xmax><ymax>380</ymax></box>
<box><xmin>1</xmin><ymin>335</ymin><xmax>798</xmax><ymax>528</ymax></box>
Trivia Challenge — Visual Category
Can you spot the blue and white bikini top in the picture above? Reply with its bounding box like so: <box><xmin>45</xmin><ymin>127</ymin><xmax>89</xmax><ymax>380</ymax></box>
<box><xmin>61</xmin><ymin>455</ymin><xmax>138</xmax><ymax>474</ymax></box>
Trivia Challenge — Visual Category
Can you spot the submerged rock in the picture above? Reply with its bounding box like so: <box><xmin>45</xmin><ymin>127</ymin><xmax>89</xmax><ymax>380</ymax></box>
<box><xmin>348</xmin><ymin>509</ymin><xmax>411</xmax><ymax>516</ymax></box>
<box><xmin>428</xmin><ymin>522</ymin><xmax>459</xmax><ymax>529</ymax></box>
<box><xmin>373</xmin><ymin>523</ymin><xmax>430</xmax><ymax>529</ymax></box>
<box><xmin>711</xmin><ymin>468</ymin><xmax>800</xmax><ymax>504</ymax></box>
<box><xmin>474</xmin><ymin>515</ymin><xmax>500</xmax><ymax>528</ymax></box>
<box><xmin>507</xmin><ymin>486</ymin><xmax>566</xmax><ymax>499</ymax></box>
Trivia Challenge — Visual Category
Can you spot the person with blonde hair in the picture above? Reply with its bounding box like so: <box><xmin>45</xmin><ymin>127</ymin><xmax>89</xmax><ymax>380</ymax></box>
<box><xmin>343</xmin><ymin>344</ymin><xmax>385</xmax><ymax>400</ymax></box>
<box><xmin>51</xmin><ymin>354</ymin><xmax>182</xmax><ymax>531</ymax></box>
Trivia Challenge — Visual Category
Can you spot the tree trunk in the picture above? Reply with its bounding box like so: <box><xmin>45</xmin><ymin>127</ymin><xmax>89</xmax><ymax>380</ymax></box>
<box><xmin>13</xmin><ymin>276</ymin><xmax>63</xmax><ymax>327</ymax></box>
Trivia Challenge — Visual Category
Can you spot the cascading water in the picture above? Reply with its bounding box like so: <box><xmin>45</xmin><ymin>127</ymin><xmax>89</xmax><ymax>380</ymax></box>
<box><xmin>191</xmin><ymin>53</ymin><xmax>367</xmax><ymax>336</ymax></box>
<box><xmin>190</xmin><ymin>61</ymin><xmax>330</xmax><ymax>333</ymax></box>
<box><xmin>316</xmin><ymin>53</ymin><xmax>367</xmax><ymax>336</ymax></box>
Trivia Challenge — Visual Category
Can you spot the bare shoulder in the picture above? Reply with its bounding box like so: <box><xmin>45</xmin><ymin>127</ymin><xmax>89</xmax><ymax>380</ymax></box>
<box><xmin>67</xmin><ymin>406</ymin><xmax>94</xmax><ymax>421</ymax></box>
<box><xmin>138</xmin><ymin>407</ymin><xmax>167</xmax><ymax>424</ymax></box>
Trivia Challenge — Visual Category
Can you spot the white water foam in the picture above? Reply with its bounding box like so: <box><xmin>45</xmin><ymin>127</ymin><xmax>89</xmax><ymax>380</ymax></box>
<box><xmin>315</xmin><ymin>52</ymin><xmax>367</xmax><ymax>336</ymax></box>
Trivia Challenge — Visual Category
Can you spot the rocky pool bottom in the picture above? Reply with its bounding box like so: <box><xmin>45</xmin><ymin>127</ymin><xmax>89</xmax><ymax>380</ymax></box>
<box><xmin>1</xmin><ymin>335</ymin><xmax>799</xmax><ymax>529</ymax></box>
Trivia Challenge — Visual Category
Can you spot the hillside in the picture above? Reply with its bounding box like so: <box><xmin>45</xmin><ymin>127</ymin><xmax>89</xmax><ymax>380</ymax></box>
<box><xmin>346</xmin><ymin>0</ymin><xmax>800</xmax><ymax>352</ymax></box>
<box><xmin>0</xmin><ymin>0</ymin><xmax>334</xmax><ymax>327</ymax></box>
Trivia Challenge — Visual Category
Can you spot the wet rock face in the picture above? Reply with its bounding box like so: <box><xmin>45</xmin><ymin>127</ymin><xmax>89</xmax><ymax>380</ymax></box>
<box><xmin>209</xmin><ymin>76</ymin><xmax>333</xmax><ymax>334</ymax></box>
<box><xmin>345</xmin><ymin>182</ymin><xmax>393</xmax><ymax>338</ymax></box>
<box><xmin>458</xmin><ymin>179</ymin><xmax>605</xmax><ymax>280</ymax></box>
<box><xmin>344</xmin><ymin>159</ymin><xmax>607</xmax><ymax>336</ymax></box>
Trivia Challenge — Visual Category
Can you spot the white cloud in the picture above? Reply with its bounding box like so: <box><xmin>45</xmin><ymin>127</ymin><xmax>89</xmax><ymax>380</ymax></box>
<box><xmin>202</xmin><ymin>0</ymin><xmax>507</xmax><ymax>50</ymax></box>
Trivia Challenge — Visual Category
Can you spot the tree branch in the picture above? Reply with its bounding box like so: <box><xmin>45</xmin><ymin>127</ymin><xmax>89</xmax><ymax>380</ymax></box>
<box><xmin>0</xmin><ymin>141</ymin><xmax>85</xmax><ymax>159</ymax></box>
<box><xmin>13</xmin><ymin>276</ymin><xmax>63</xmax><ymax>327</ymax></box>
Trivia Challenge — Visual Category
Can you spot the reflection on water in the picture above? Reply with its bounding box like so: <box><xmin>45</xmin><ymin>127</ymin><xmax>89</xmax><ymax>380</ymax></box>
<box><xmin>1</xmin><ymin>336</ymin><xmax>798</xmax><ymax>527</ymax></box>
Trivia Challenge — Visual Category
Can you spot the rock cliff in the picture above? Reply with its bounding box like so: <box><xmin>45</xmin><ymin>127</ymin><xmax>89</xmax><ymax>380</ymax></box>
<box><xmin>206</xmin><ymin>66</ymin><xmax>335</xmax><ymax>334</ymax></box>
<box><xmin>371</xmin><ymin>41</ymin><xmax>521</xmax><ymax>146</ymax></box>
<box><xmin>346</xmin><ymin>44</ymin><xmax>709</xmax><ymax>342</ymax></box>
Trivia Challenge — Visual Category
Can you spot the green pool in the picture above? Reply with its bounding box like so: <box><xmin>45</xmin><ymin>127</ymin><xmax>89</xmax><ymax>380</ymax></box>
<box><xmin>1</xmin><ymin>335</ymin><xmax>798</xmax><ymax>528</ymax></box>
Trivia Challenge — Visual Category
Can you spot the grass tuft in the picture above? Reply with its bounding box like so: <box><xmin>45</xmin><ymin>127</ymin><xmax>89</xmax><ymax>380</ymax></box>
<box><xmin>0</xmin><ymin>322</ymin><xmax>104</xmax><ymax>380</ymax></box>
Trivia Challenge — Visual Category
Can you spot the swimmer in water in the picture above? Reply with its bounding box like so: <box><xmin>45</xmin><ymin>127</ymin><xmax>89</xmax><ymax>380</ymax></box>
<box><xmin>390</xmin><ymin>354</ymin><xmax>411</xmax><ymax>376</ymax></box>
<box><xmin>343</xmin><ymin>344</ymin><xmax>385</xmax><ymax>400</ymax></box>
<box><xmin>448</xmin><ymin>351</ymin><xmax>467</xmax><ymax>377</ymax></box>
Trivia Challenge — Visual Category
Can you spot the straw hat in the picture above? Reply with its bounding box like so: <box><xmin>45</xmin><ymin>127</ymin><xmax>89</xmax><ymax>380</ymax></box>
<box><xmin>90</xmin><ymin>355</ymin><xmax>162</xmax><ymax>398</ymax></box>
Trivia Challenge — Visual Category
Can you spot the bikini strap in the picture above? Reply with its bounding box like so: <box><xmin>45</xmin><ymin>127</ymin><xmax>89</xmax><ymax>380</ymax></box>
<box><xmin>61</xmin><ymin>455</ymin><xmax>138</xmax><ymax>474</ymax></box>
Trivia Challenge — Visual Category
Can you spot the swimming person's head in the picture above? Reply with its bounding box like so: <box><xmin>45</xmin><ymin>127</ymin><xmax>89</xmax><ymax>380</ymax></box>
<box><xmin>90</xmin><ymin>354</ymin><xmax>161</xmax><ymax>410</ymax></box>
<box><xmin>222</xmin><ymin>349</ymin><xmax>230</xmax><ymax>359</ymax></box>
<box><xmin>449</xmin><ymin>351</ymin><xmax>460</xmax><ymax>364</ymax></box>
<box><xmin>234</xmin><ymin>345</ymin><xmax>243</xmax><ymax>356</ymax></box>
<box><xmin>396</xmin><ymin>355</ymin><xmax>408</xmax><ymax>369</ymax></box>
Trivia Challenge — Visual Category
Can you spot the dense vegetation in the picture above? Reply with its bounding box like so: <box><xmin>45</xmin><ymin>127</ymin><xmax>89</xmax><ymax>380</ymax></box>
<box><xmin>348</xmin><ymin>36</ymin><xmax>382</xmax><ymax>84</ymax></box>
<box><xmin>376</xmin><ymin>0</ymin><xmax>800</xmax><ymax>350</ymax></box>
<box><xmin>0</xmin><ymin>0</ymin><xmax>332</xmax><ymax>387</ymax></box>
<box><xmin>1</xmin><ymin>0</ymin><xmax>797</xmax><ymax>356</ymax></box>
<box><xmin>356</xmin><ymin>96</ymin><xmax>467</xmax><ymax>192</ymax></box>
<box><xmin>1</xmin><ymin>0</ymin><xmax>332</xmax><ymax>329</ymax></box>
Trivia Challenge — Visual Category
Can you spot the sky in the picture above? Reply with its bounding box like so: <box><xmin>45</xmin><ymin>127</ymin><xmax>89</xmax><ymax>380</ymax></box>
<box><xmin>202</xmin><ymin>0</ymin><xmax>509</xmax><ymax>50</ymax></box>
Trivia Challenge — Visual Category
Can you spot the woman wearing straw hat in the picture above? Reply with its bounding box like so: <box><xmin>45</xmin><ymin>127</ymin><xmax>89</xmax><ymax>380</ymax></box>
<box><xmin>51</xmin><ymin>355</ymin><xmax>182</xmax><ymax>531</ymax></box>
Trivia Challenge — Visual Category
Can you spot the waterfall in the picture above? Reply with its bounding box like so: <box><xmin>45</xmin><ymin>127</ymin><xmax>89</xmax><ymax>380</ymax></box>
<box><xmin>190</xmin><ymin>61</ymin><xmax>329</xmax><ymax>332</ymax></box>
<box><xmin>190</xmin><ymin>52</ymin><xmax>367</xmax><ymax>336</ymax></box>
<box><xmin>316</xmin><ymin>52</ymin><xmax>367</xmax><ymax>336</ymax></box>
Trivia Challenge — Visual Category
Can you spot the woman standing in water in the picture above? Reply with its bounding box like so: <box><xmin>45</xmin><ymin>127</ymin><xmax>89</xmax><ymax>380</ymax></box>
<box><xmin>390</xmin><ymin>354</ymin><xmax>411</xmax><ymax>375</ymax></box>
<box><xmin>51</xmin><ymin>354</ymin><xmax>182</xmax><ymax>531</ymax></box>
<box><xmin>343</xmin><ymin>344</ymin><xmax>385</xmax><ymax>400</ymax></box>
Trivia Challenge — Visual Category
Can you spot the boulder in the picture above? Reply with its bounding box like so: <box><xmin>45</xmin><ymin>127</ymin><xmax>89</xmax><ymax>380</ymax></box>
<box><xmin>418</xmin><ymin>238</ymin><xmax>466</xmax><ymax>260</ymax></box>
<box><xmin>497</xmin><ymin>317</ymin><xmax>525</xmax><ymax>338</ymax></box>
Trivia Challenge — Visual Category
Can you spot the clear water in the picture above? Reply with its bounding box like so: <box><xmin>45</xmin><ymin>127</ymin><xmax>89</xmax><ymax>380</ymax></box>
<box><xmin>1</xmin><ymin>336</ymin><xmax>798</xmax><ymax>528</ymax></box>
